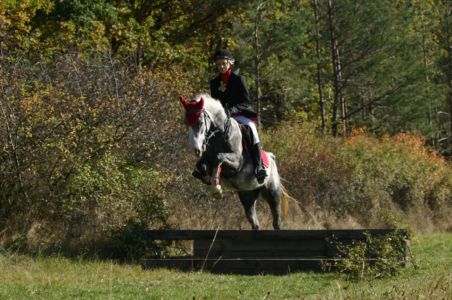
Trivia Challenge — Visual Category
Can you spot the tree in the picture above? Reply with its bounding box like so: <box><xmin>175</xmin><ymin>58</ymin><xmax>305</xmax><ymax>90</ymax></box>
<box><xmin>325</xmin><ymin>0</ymin><xmax>345</xmax><ymax>136</ymax></box>
<box><xmin>313</xmin><ymin>0</ymin><xmax>327</xmax><ymax>132</ymax></box>
<box><xmin>233</xmin><ymin>0</ymin><xmax>314</xmax><ymax>127</ymax></box>
<box><xmin>313</xmin><ymin>0</ymin><xmax>431</xmax><ymax>136</ymax></box>
<box><xmin>434</xmin><ymin>0</ymin><xmax>452</xmax><ymax>154</ymax></box>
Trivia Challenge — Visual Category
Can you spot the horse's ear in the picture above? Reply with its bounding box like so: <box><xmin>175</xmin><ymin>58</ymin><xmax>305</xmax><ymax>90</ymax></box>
<box><xmin>190</xmin><ymin>96</ymin><xmax>204</xmax><ymax>110</ymax></box>
<box><xmin>179</xmin><ymin>96</ymin><xmax>189</xmax><ymax>108</ymax></box>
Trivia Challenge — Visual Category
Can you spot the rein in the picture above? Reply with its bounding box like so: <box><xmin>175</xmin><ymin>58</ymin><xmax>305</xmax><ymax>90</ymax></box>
<box><xmin>201</xmin><ymin>111</ymin><xmax>225</xmax><ymax>149</ymax></box>
<box><xmin>203</xmin><ymin>111</ymin><xmax>231</xmax><ymax>147</ymax></box>
<box><xmin>202</xmin><ymin>111</ymin><xmax>242</xmax><ymax>177</ymax></box>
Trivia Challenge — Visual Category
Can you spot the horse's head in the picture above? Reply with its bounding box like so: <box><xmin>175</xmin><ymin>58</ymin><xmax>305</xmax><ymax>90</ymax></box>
<box><xmin>179</xmin><ymin>95</ymin><xmax>211</xmax><ymax>157</ymax></box>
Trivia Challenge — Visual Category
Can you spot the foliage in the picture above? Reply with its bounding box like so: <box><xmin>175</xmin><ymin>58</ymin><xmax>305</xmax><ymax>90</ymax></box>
<box><xmin>1</xmin><ymin>0</ymin><xmax>452</xmax><ymax>255</ymax></box>
<box><xmin>101</xmin><ymin>220</ymin><xmax>167</xmax><ymax>262</ymax></box>
<box><xmin>0</xmin><ymin>52</ymin><xmax>181</xmax><ymax>253</ymax></box>
<box><xmin>331</xmin><ymin>231</ymin><xmax>410</xmax><ymax>280</ymax></box>
<box><xmin>0</xmin><ymin>0</ymin><xmax>53</xmax><ymax>53</ymax></box>
<box><xmin>233</xmin><ymin>0</ymin><xmax>313</xmax><ymax>126</ymax></box>
<box><xmin>1</xmin><ymin>0</ymin><xmax>451</xmax><ymax>142</ymax></box>
<box><xmin>263</xmin><ymin>123</ymin><xmax>452</xmax><ymax>230</ymax></box>
<box><xmin>231</xmin><ymin>0</ymin><xmax>450</xmax><ymax>150</ymax></box>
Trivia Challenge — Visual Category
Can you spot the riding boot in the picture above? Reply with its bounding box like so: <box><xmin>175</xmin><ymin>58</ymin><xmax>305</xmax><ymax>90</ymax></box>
<box><xmin>252</xmin><ymin>143</ymin><xmax>267</xmax><ymax>183</ymax></box>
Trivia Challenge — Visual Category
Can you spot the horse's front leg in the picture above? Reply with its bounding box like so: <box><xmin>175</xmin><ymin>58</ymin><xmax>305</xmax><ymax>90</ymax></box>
<box><xmin>194</xmin><ymin>159</ymin><xmax>211</xmax><ymax>185</ymax></box>
<box><xmin>208</xmin><ymin>152</ymin><xmax>241</xmax><ymax>198</ymax></box>
<box><xmin>217</xmin><ymin>152</ymin><xmax>242</xmax><ymax>171</ymax></box>
<box><xmin>209</xmin><ymin>162</ymin><xmax>223</xmax><ymax>198</ymax></box>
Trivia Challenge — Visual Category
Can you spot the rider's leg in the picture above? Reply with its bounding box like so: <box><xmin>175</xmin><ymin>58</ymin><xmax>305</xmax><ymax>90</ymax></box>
<box><xmin>251</xmin><ymin>142</ymin><xmax>267</xmax><ymax>183</ymax></box>
<box><xmin>232</xmin><ymin>115</ymin><xmax>267</xmax><ymax>183</ymax></box>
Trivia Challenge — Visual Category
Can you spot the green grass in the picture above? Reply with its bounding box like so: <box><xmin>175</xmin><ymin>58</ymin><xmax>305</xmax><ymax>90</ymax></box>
<box><xmin>0</xmin><ymin>233</ymin><xmax>450</xmax><ymax>299</ymax></box>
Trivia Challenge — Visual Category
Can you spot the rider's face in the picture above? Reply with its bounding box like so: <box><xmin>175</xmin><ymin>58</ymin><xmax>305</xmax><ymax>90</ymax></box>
<box><xmin>215</xmin><ymin>59</ymin><xmax>231</xmax><ymax>74</ymax></box>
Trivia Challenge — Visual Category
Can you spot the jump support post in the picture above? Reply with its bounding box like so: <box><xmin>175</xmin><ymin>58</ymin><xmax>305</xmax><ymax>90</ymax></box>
<box><xmin>142</xmin><ymin>229</ymin><xmax>409</xmax><ymax>275</ymax></box>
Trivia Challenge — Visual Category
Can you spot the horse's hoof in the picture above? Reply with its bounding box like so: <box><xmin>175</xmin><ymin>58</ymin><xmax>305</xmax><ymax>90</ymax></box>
<box><xmin>208</xmin><ymin>185</ymin><xmax>223</xmax><ymax>198</ymax></box>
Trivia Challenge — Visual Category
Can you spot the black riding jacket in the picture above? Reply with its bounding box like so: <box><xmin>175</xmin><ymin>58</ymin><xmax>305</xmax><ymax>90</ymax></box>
<box><xmin>210</xmin><ymin>72</ymin><xmax>258</xmax><ymax>119</ymax></box>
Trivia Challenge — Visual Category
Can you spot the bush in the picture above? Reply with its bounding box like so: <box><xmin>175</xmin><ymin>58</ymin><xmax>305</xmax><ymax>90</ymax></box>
<box><xmin>331</xmin><ymin>231</ymin><xmax>411</xmax><ymax>280</ymax></box>
<box><xmin>0</xmin><ymin>52</ymin><xmax>187</xmax><ymax>254</ymax></box>
<box><xmin>1</xmin><ymin>52</ymin><xmax>450</xmax><ymax>257</ymax></box>
<box><xmin>102</xmin><ymin>220</ymin><xmax>167</xmax><ymax>262</ymax></box>
<box><xmin>262</xmin><ymin>123</ymin><xmax>452</xmax><ymax>231</ymax></box>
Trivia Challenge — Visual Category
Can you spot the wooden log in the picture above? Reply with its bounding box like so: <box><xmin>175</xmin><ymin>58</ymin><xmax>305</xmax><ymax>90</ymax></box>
<box><xmin>145</xmin><ymin>229</ymin><xmax>406</xmax><ymax>241</ymax></box>
<box><xmin>143</xmin><ymin>257</ymin><xmax>330</xmax><ymax>274</ymax></box>
<box><xmin>141</xmin><ymin>229</ymin><xmax>410</xmax><ymax>274</ymax></box>
<box><xmin>141</xmin><ymin>257</ymin><xmax>392</xmax><ymax>274</ymax></box>
<box><xmin>193</xmin><ymin>239</ymin><xmax>338</xmax><ymax>258</ymax></box>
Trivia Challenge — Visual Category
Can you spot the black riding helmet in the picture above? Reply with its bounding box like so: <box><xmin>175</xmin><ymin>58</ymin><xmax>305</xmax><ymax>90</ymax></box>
<box><xmin>213</xmin><ymin>49</ymin><xmax>234</xmax><ymax>61</ymax></box>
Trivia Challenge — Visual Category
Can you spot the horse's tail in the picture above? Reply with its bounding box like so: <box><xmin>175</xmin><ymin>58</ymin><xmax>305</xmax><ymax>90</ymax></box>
<box><xmin>267</xmin><ymin>151</ymin><xmax>291</xmax><ymax>218</ymax></box>
<box><xmin>280</xmin><ymin>183</ymin><xmax>292</xmax><ymax>218</ymax></box>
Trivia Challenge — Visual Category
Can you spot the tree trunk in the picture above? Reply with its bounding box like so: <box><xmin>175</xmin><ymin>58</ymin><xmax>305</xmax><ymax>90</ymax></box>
<box><xmin>0</xmin><ymin>99</ymin><xmax>29</xmax><ymax>203</ymax></box>
<box><xmin>136</xmin><ymin>40</ymin><xmax>143</xmax><ymax>73</ymax></box>
<box><xmin>327</xmin><ymin>0</ymin><xmax>345</xmax><ymax>137</ymax></box>
<box><xmin>254</xmin><ymin>2</ymin><xmax>265</xmax><ymax>129</ymax></box>
<box><xmin>314</xmin><ymin>0</ymin><xmax>326</xmax><ymax>132</ymax></box>
<box><xmin>445</xmin><ymin>4</ymin><xmax>452</xmax><ymax>142</ymax></box>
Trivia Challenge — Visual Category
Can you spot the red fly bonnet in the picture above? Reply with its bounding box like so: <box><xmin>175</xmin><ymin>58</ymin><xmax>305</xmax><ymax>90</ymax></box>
<box><xmin>179</xmin><ymin>96</ymin><xmax>204</xmax><ymax>126</ymax></box>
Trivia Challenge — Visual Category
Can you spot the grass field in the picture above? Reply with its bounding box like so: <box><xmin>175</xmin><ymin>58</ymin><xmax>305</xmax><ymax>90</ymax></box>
<box><xmin>0</xmin><ymin>233</ymin><xmax>450</xmax><ymax>299</ymax></box>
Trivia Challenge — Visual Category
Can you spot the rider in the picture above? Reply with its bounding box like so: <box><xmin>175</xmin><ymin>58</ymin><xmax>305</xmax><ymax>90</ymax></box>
<box><xmin>210</xmin><ymin>49</ymin><xmax>267</xmax><ymax>183</ymax></box>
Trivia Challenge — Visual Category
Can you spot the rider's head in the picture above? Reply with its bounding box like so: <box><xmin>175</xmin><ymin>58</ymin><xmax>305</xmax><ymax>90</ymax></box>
<box><xmin>213</xmin><ymin>49</ymin><xmax>234</xmax><ymax>75</ymax></box>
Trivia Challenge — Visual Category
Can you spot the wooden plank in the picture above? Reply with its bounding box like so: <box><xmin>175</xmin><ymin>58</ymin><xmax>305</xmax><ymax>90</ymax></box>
<box><xmin>142</xmin><ymin>257</ymin><xmax>395</xmax><ymax>274</ymax></box>
<box><xmin>193</xmin><ymin>239</ymin><xmax>337</xmax><ymax>258</ymax></box>
<box><xmin>143</xmin><ymin>257</ymin><xmax>326</xmax><ymax>273</ymax></box>
<box><xmin>145</xmin><ymin>229</ymin><xmax>407</xmax><ymax>241</ymax></box>
<box><xmin>142</xmin><ymin>229</ymin><xmax>409</xmax><ymax>274</ymax></box>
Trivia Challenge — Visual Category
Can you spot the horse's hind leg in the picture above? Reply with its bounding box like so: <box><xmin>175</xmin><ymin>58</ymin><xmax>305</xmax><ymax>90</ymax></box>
<box><xmin>261</xmin><ymin>185</ymin><xmax>282</xmax><ymax>230</ymax></box>
<box><xmin>237</xmin><ymin>190</ymin><xmax>260</xmax><ymax>230</ymax></box>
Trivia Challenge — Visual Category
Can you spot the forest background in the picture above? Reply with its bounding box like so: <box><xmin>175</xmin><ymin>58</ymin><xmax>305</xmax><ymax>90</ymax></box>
<box><xmin>0</xmin><ymin>0</ymin><xmax>451</xmax><ymax>258</ymax></box>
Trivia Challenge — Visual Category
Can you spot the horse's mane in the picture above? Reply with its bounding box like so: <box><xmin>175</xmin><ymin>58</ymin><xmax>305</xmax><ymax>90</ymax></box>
<box><xmin>194</xmin><ymin>93</ymin><xmax>226</xmax><ymax>118</ymax></box>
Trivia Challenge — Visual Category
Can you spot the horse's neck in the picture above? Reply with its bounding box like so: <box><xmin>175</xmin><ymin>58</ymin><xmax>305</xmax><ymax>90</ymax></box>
<box><xmin>209</xmin><ymin>108</ymin><xmax>228</xmax><ymax>132</ymax></box>
<box><xmin>207</xmin><ymin>109</ymin><xmax>236</xmax><ymax>150</ymax></box>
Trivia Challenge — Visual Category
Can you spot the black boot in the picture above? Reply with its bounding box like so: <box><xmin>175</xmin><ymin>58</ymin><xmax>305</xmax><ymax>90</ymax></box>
<box><xmin>252</xmin><ymin>143</ymin><xmax>267</xmax><ymax>183</ymax></box>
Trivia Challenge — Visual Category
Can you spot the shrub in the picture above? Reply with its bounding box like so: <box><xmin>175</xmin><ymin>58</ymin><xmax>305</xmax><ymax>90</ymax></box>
<box><xmin>331</xmin><ymin>231</ymin><xmax>411</xmax><ymax>280</ymax></box>
<box><xmin>0</xmin><ymin>52</ymin><xmax>186</xmax><ymax>254</ymax></box>
<box><xmin>262</xmin><ymin>123</ymin><xmax>451</xmax><ymax>231</ymax></box>
<box><xmin>101</xmin><ymin>220</ymin><xmax>167</xmax><ymax>262</ymax></box>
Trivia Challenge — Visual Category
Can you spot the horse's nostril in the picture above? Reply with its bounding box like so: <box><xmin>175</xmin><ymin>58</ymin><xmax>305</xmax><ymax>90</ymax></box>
<box><xmin>195</xmin><ymin>149</ymin><xmax>201</xmax><ymax>157</ymax></box>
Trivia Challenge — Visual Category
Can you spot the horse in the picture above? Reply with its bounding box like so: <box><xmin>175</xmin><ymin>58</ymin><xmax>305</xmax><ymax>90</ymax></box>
<box><xmin>179</xmin><ymin>93</ymin><xmax>288</xmax><ymax>230</ymax></box>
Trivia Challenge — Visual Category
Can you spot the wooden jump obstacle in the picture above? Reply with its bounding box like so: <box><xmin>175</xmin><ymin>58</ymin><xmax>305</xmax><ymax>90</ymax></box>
<box><xmin>142</xmin><ymin>229</ymin><xmax>409</xmax><ymax>275</ymax></box>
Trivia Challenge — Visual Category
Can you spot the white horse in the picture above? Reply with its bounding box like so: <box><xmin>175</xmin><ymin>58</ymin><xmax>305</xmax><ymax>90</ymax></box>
<box><xmin>179</xmin><ymin>94</ymin><xmax>287</xmax><ymax>229</ymax></box>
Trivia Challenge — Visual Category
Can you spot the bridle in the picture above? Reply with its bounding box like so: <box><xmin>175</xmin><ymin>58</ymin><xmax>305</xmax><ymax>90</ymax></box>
<box><xmin>180</xmin><ymin>95</ymin><xmax>231</xmax><ymax>152</ymax></box>
<box><xmin>197</xmin><ymin>109</ymin><xmax>232</xmax><ymax>152</ymax></box>
<box><xmin>199</xmin><ymin>110</ymin><xmax>220</xmax><ymax>149</ymax></box>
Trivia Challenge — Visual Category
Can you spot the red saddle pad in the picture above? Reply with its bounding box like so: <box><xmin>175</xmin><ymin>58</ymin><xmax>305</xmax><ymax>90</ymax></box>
<box><xmin>261</xmin><ymin>150</ymin><xmax>269</xmax><ymax>168</ymax></box>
